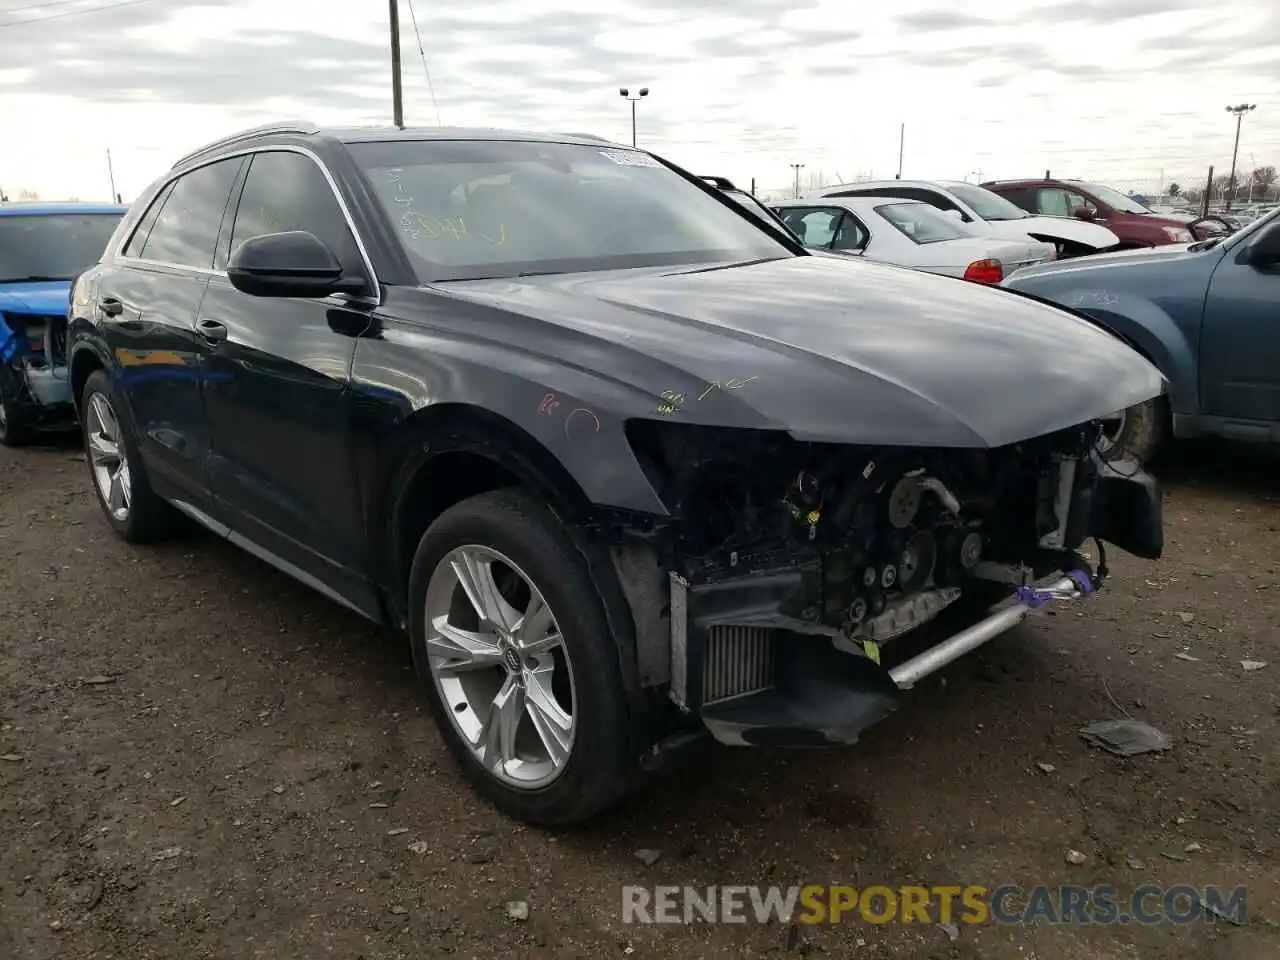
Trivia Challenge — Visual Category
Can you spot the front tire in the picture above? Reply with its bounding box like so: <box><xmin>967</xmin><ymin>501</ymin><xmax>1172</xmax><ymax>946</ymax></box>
<box><xmin>0</xmin><ymin>393</ymin><xmax>34</xmax><ymax>447</ymax></box>
<box><xmin>80</xmin><ymin>369</ymin><xmax>181</xmax><ymax>542</ymax></box>
<box><xmin>407</xmin><ymin>487</ymin><xmax>636</xmax><ymax>826</ymax></box>
<box><xmin>1097</xmin><ymin>395</ymin><xmax>1168</xmax><ymax>464</ymax></box>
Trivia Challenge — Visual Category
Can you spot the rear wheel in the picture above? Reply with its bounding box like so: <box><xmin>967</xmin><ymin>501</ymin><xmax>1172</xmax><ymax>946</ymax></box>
<box><xmin>80</xmin><ymin>369</ymin><xmax>182</xmax><ymax>541</ymax></box>
<box><xmin>407</xmin><ymin>487</ymin><xmax>636</xmax><ymax>825</ymax></box>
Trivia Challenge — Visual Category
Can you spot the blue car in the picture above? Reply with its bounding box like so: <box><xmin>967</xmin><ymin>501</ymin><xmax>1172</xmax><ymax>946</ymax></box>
<box><xmin>0</xmin><ymin>201</ymin><xmax>127</xmax><ymax>445</ymax></box>
<box><xmin>1002</xmin><ymin>207</ymin><xmax>1280</xmax><ymax>462</ymax></box>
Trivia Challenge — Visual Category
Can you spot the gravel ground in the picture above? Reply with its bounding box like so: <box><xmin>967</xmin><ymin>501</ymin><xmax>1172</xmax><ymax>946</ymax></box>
<box><xmin>1</xmin><ymin>436</ymin><xmax>1277</xmax><ymax>960</ymax></box>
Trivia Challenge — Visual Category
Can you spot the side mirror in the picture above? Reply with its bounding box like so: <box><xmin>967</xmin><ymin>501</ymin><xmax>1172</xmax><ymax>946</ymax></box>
<box><xmin>1073</xmin><ymin>206</ymin><xmax>1098</xmax><ymax>222</ymax></box>
<box><xmin>1244</xmin><ymin>225</ymin><xmax>1280</xmax><ymax>268</ymax></box>
<box><xmin>943</xmin><ymin>209</ymin><xmax>964</xmax><ymax>221</ymax></box>
<box><xmin>227</xmin><ymin>231</ymin><xmax>368</xmax><ymax>299</ymax></box>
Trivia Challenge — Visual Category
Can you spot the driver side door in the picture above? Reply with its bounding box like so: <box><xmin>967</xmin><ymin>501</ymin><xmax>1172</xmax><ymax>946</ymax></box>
<box><xmin>198</xmin><ymin>148</ymin><xmax>382</xmax><ymax>618</ymax></box>
<box><xmin>1197</xmin><ymin>225</ymin><xmax>1280</xmax><ymax>434</ymax></box>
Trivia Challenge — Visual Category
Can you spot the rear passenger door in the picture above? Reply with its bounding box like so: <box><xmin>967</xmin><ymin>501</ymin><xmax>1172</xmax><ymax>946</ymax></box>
<box><xmin>198</xmin><ymin>148</ymin><xmax>382</xmax><ymax>616</ymax></box>
<box><xmin>776</xmin><ymin>206</ymin><xmax>846</xmax><ymax>251</ymax></box>
<box><xmin>103</xmin><ymin>156</ymin><xmax>245</xmax><ymax>518</ymax></box>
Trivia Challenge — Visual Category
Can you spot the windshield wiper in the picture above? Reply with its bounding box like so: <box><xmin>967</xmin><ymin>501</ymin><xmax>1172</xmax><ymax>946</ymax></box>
<box><xmin>0</xmin><ymin>274</ymin><xmax>73</xmax><ymax>283</ymax></box>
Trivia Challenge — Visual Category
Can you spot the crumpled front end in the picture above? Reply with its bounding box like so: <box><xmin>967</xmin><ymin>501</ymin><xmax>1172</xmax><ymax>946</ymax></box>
<box><xmin>0</xmin><ymin>308</ymin><xmax>76</xmax><ymax>433</ymax></box>
<box><xmin>614</xmin><ymin>418</ymin><xmax>1162</xmax><ymax>748</ymax></box>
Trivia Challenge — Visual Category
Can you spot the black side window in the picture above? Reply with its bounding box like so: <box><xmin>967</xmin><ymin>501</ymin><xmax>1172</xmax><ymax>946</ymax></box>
<box><xmin>997</xmin><ymin>187</ymin><xmax>1035</xmax><ymax>212</ymax></box>
<box><xmin>123</xmin><ymin>181</ymin><xmax>175</xmax><ymax>258</ymax></box>
<box><xmin>229</xmin><ymin>151</ymin><xmax>359</xmax><ymax>267</ymax></box>
<box><xmin>140</xmin><ymin>158</ymin><xmax>244</xmax><ymax>269</ymax></box>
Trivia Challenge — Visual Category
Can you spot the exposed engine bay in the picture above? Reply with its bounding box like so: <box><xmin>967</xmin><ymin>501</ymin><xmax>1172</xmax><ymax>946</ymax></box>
<box><xmin>620</xmin><ymin>419</ymin><xmax>1162</xmax><ymax>745</ymax></box>
<box><xmin>635</xmin><ymin>420</ymin><xmax>1122</xmax><ymax>638</ymax></box>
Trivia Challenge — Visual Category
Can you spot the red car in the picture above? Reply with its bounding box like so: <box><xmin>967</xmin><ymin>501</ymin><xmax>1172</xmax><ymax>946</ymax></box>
<box><xmin>981</xmin><ymin>178</ymin><xmax>1198</xmax><ymax>249</ymax></box>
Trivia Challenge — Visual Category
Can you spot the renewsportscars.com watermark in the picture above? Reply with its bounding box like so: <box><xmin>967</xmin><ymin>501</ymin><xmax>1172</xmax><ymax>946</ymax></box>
<box><xmin>622</xmin><ymin>884</ymin><xmax>1247</xmax><ymax>927</ymax></box>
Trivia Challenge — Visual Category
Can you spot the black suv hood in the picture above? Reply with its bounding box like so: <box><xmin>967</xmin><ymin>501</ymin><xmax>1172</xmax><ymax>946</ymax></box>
<box><xmin>427</xmin><ymin>255</ymin><xmax>1165</xmax><ymax>448</ymax></box>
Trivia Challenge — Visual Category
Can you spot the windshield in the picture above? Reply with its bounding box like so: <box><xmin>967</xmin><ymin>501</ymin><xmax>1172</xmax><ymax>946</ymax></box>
<box><xmin>1080</xmin><ymin>182</ymin><xmax>1152</xmax><ymax>215</ymax></box>
<box><xmin>942</xmin><ymin>182</ymin><xmax>1031</xmax><ymax>221</ymax></box>
<box><xmin>347</xmin><ymin>140</ymin><xmax>791</xmax><ymax>281</ymax></box>
<box><xmin>0</xmin><ymin>213</ymin><xmax>122</xmax><ymax>283</ymax></box>
<box><xmin>874</xmin><ymin>202</ymin><xmax>969</xmax><ymax>243</ymax></box>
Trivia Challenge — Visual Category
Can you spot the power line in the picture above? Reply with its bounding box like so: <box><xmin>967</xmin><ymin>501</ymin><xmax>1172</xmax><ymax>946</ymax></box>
<box><xmin>402</xmin><ymin>0</ymin><xmax>441</xmax><ymax>126</ymax></box>
<box><xmin>0</xmin><ymin>0</ymin><xmax>164</xmax><ymax>28</ymax></box>
<box><xmin>0</xmin><ymin>0</ymin><xmax>93</xmax><ymax>14</ymax></box>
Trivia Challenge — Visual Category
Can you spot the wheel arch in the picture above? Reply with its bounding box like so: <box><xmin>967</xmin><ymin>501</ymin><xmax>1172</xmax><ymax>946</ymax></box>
<box><xmin>377</xmin><ymin>401</ymin><xmax>652</xmax><ymax>734</ymax></box>
<box><xmin>377</xmin><ymin>402</ymin><xmax>594</xmax><ymax>627</ymax></box>
<box><xmin>1073</xmin><ymin>302</ymin><xmax>1197</xmax><ymax>417</ymax></box>
<box><xmin>69</xmin><ymin>341</ymin><xmax>109</xmax><ymax>419</ymax></box>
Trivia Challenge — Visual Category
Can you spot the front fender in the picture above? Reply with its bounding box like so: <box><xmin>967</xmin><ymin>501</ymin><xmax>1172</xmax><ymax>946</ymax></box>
<box><xmin>1063</xmin><ymin>298</ymin><xmax>1197</xmax><ymax>417</ymax></box>
<box><xmin>349</xmin><ymin>317</ymin><xmax>670</xmax><ymax>517</ymax></box>
<box><xmin>998</xmin><ymin>283</ymin><xmax>1194</xmax><ymax>416</ymax></box>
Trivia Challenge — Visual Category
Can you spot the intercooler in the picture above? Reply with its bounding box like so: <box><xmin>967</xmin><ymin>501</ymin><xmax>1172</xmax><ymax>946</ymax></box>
<box><xmin>701</xmin><ymin>626</ymin><xmax>776</xmax><ymax>705</ymax></box>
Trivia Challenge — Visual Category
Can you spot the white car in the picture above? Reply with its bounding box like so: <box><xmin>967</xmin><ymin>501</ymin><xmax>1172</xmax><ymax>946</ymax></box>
<box><xmin>772</xmin><ymin>196</ymin><xmax>1055</xmax><ymax>283</ymax></box>
<box><xmin>805</xmin><ymin>179</ymin><xmax>1120</xmax><ymax>257</ymax></box>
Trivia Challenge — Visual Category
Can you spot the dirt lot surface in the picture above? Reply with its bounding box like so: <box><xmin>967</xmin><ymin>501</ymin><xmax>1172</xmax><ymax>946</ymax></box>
<box><xmin>1</xmin><ymin>436</ymin><xmax>1277</xmax><ymax>960</ymax></box>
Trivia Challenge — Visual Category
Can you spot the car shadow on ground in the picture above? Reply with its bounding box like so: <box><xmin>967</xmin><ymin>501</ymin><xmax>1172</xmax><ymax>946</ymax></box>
<box><xmin>1153</xmin><ymin>438</ymin><xmax>1279</xmax><ymax>501</ymax></box>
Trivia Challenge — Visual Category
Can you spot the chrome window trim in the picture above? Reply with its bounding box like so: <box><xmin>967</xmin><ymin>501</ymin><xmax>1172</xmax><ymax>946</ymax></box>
<box><xmin>114</xmin><ymin>143</ymin><xmax>382</xmax><ymax>307</ymax></box>
<box><xmin>831</xmin><ymin>204</ymin><xmax>875</xmax><ymax>249</ymax></box>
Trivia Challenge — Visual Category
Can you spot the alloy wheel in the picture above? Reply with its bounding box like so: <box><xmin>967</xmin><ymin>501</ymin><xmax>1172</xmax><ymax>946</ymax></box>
<box><xmin>1096</xmin><ymin>408</ymin><xmax>1128</xmax><ymax>456</ymax></box>
<box><xmin>86</xmin><ymin>392</ymin><xmax>132</xmax><ymax>521</ymax></box>
<box><xmin>423</xmin><ymin>544</ymin><xmax>577</xmax><ymax>789</ymax></box>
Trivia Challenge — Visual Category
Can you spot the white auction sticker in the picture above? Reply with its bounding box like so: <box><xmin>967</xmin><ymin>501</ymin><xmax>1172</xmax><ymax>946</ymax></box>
<box><xmin>599</xmin><ymin>149</ymin><xmax>662</xmax><ymax>168</ymax></box>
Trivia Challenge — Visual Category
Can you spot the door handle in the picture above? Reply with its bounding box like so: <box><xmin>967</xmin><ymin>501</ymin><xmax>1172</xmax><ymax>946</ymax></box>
<box><xmin>196</xmin><ymin>318</ymin><xmax>228</xmax><ymax>343</ymax></box>
<box><xmin>99</xmin><ymin>297</ymin><xmax>123</xmax><ymax>317</ymax></box>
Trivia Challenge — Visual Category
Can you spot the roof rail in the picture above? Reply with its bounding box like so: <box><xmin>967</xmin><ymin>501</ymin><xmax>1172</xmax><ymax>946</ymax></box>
<box><xmin>172</xmin><ymin>120</ymin><xmax>320</xmax><ymax>168</ymax></box>
<box><xmin>559</xmin><ymin>131</ymin><xmax>611</xmax><ymax>143</ymax></box>
<box><xmin>699</xmin><ymin>175</ymin><xmax>738</xmax><ymax>190</ymax></box>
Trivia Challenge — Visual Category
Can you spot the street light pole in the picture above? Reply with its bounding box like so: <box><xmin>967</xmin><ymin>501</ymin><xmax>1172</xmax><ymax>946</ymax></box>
<box><xmin>1224</xmin><ymin>103</ymin><xmax>1255</xmax><ymax>212</ymax></box>
<box><xmin>790</xmin><ymin>163</ymin><xmax>805</xmax><ymax>199</ymax></box>
<box><xmin>618</xmin><ymin>87</ymin><xmax>649</xmax><ymax>146</ymax></box>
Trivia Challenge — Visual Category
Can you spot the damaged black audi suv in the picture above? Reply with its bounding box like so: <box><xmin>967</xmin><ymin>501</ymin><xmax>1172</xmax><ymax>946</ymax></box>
<box><xmin>67</xmin><ymin>123</ymin><xmax>1165</xmax><ymax>825</ymax></box>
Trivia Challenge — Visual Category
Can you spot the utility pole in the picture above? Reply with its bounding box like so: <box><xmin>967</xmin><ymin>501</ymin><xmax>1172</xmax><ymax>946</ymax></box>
<box><xmin>106</xmin><ymin>148</ymin><xmax>118</xmax><ymax>203</ymax></box>
<box><xmin>1224</xmin><ymin>103</ymin><xmax>1256</xmax><ymax>212</ymax></box>
<box><xmin>1200</xmin><ymin>165</ymin><xmax>1214</xmax><ymax>219</ymax></box>
<box><xmin>790</xmin><ymin>163</ymin><xmax>805</xmax><ymax>199</ymax></box>
<box><xmin>896</xmin><ymin>123</ymin><xmax>904</xmax><ymax>179</ymax></box>
<box><xmin>389</xmin><ymin>0</ymin><xmax>404</xmax><ymax>128</ymax></box>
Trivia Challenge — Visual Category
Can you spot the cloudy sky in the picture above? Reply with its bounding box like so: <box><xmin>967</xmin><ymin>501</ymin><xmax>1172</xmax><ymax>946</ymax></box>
<box><xmin>1</xmin><ymin>0</ymin><xmax>1278</xmax><ymax>201</ymax></box>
